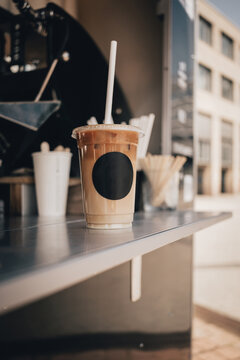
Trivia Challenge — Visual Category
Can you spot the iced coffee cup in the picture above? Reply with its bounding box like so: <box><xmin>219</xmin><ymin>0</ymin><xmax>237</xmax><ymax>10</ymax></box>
<box><xmin>72</xmin><ymin>124</ymin><xmax>143</xmax><ymax>229</ymax></box>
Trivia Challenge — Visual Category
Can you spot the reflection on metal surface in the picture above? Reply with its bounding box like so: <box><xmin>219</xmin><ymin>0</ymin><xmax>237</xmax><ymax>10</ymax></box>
<box><xmin>35</xmin><ymin>220</ymin><xmax>70</xmax><ymax>264</ymax></box>
<box><xmin>0</xmin><ymin>211</ymin><xmax>229</xmax><ymax>285</ymax></box>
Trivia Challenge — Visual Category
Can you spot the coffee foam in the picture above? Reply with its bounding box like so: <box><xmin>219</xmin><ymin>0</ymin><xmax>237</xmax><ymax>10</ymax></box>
<box><xmin>72</xmin><ymin>123</ymin><xmax>144</xmax><ymax>139</ymax></box>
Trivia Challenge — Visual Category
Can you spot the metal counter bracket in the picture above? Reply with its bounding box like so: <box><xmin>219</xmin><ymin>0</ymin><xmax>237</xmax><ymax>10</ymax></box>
<box><xmin>131</xmin><ymin>255</ymin><xmax>142</xmax><ymax>302</ymax></box>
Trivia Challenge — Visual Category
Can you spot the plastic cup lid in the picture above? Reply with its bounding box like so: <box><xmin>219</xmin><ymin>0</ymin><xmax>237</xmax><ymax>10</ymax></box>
<box><xmin>71</xmin><ymin>124</ymin><xmax>144</xmax><ymax>139</ymax></box>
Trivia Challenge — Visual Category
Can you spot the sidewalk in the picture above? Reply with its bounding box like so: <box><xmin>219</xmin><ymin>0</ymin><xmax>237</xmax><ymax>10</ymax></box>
<box><xmin>192</xmin><ymin>312</ymin><xmax>240</xmax><ymax>360</ymax></box>
<box><xmin>194</xmin><ymin>194</ymin><xmax>240</xmax><ymax>321</ymax></box>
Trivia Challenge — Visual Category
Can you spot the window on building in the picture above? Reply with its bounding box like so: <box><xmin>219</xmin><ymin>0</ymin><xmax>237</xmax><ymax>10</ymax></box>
<box><xmin>222</xmin><ymin>76</ymin><xmax>233</xmax><ymax>100</ymax></box>
<box><xmin>221</xmin><ymin>121</ymin><xmax>233</xmax><ymax>168</ymax></box>
<box><xmin>221</xmin><ymin>32</ymin><xmax>234</xmax><ymax>59</ymax></box>
<box><xmin>197</xmin><ymin>113</ymin><xmax>211</xmax><ymax>165</ymax></box>
<box><xmin>198</xmin><ymin>64</ymin><xmax>212</xmax><ymax>91</ymax></box>
<box><xmin>199</xmin><ymin>16</ymin><xmax>212</xmax><ymax>45</ymax></box>
<box><xmin>198</xmin><ymin>141</ymin><xmax>211</xmax><ymax>164</ymax></box>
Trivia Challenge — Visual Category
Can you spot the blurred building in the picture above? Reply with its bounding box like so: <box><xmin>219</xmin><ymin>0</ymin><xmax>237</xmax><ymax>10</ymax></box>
<box><xmin>196</xmin><ymin>0</ymin><xmax>240</xmax><ymax>195</ymax></box>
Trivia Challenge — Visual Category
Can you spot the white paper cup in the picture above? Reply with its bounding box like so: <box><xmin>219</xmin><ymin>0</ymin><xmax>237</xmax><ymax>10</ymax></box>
<box><xmin>32</xmin><ymin>151</ymin><xmax>72</xmax><ymax>217</ymax></box>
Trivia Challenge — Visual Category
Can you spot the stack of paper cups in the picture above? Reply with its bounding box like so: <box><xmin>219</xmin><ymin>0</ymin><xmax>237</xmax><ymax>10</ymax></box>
<box><xmin>32</xmin><ymin>151</ymin><xmax>72</xmax><ymax>216</ymax></box>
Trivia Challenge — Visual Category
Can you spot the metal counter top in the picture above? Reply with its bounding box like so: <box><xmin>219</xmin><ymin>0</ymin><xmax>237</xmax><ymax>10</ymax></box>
<box><xmin>0</xmin><ymin>211</ymin><xmax>231</xmax><ymax>314</ymax></box>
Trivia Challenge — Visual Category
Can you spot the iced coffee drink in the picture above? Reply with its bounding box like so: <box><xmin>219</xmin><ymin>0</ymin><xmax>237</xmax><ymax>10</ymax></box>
<box><xmin>72</xmin><ymin>124</ymin><xmax>142</xmax><ymax>229</ymax></box>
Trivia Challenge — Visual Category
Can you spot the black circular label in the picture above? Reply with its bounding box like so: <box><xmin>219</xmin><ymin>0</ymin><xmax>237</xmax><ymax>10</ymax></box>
<box><xmin>92</xmin><ymin>152</ymin><xmax>133</xmax><ymax>200</ymax></box>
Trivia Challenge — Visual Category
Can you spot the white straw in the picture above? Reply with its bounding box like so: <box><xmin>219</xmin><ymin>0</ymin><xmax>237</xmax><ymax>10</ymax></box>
<box><xmin>104</xmin><ymin>40</ymin><xmax>117</xmax><ymax>124</ymax></box>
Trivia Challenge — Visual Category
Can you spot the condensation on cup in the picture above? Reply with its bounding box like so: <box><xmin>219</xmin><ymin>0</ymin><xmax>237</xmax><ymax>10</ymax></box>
<box><xmin>72</xmin><ymin>124</ymin><xmax>143</xmax><ymax>229</ymax></box>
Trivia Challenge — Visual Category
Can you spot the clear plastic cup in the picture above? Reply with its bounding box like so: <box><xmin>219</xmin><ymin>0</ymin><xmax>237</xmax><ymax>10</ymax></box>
<box><xmin>72</xmin><ymin>124</ymin><xmax>143</xmax><ymax>229</ymax></box>
<box><xmin>32</xmin><ymin>151</ymin><xmax>72</xmax><ymax>217</ymax></box>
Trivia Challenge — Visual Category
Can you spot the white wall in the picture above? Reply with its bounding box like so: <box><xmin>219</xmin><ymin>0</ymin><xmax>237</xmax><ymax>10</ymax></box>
<box><xmin>194</xmin><ymin>194</ymin><xmax>240</xmax><ymax>321</ymax></box>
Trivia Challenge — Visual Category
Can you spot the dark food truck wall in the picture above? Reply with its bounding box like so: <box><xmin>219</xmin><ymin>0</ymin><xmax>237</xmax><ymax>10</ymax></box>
<box><xmin>0</xmin><ymin>2</ymin><xmax>131</xmax><ymax>177</ymax></box>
